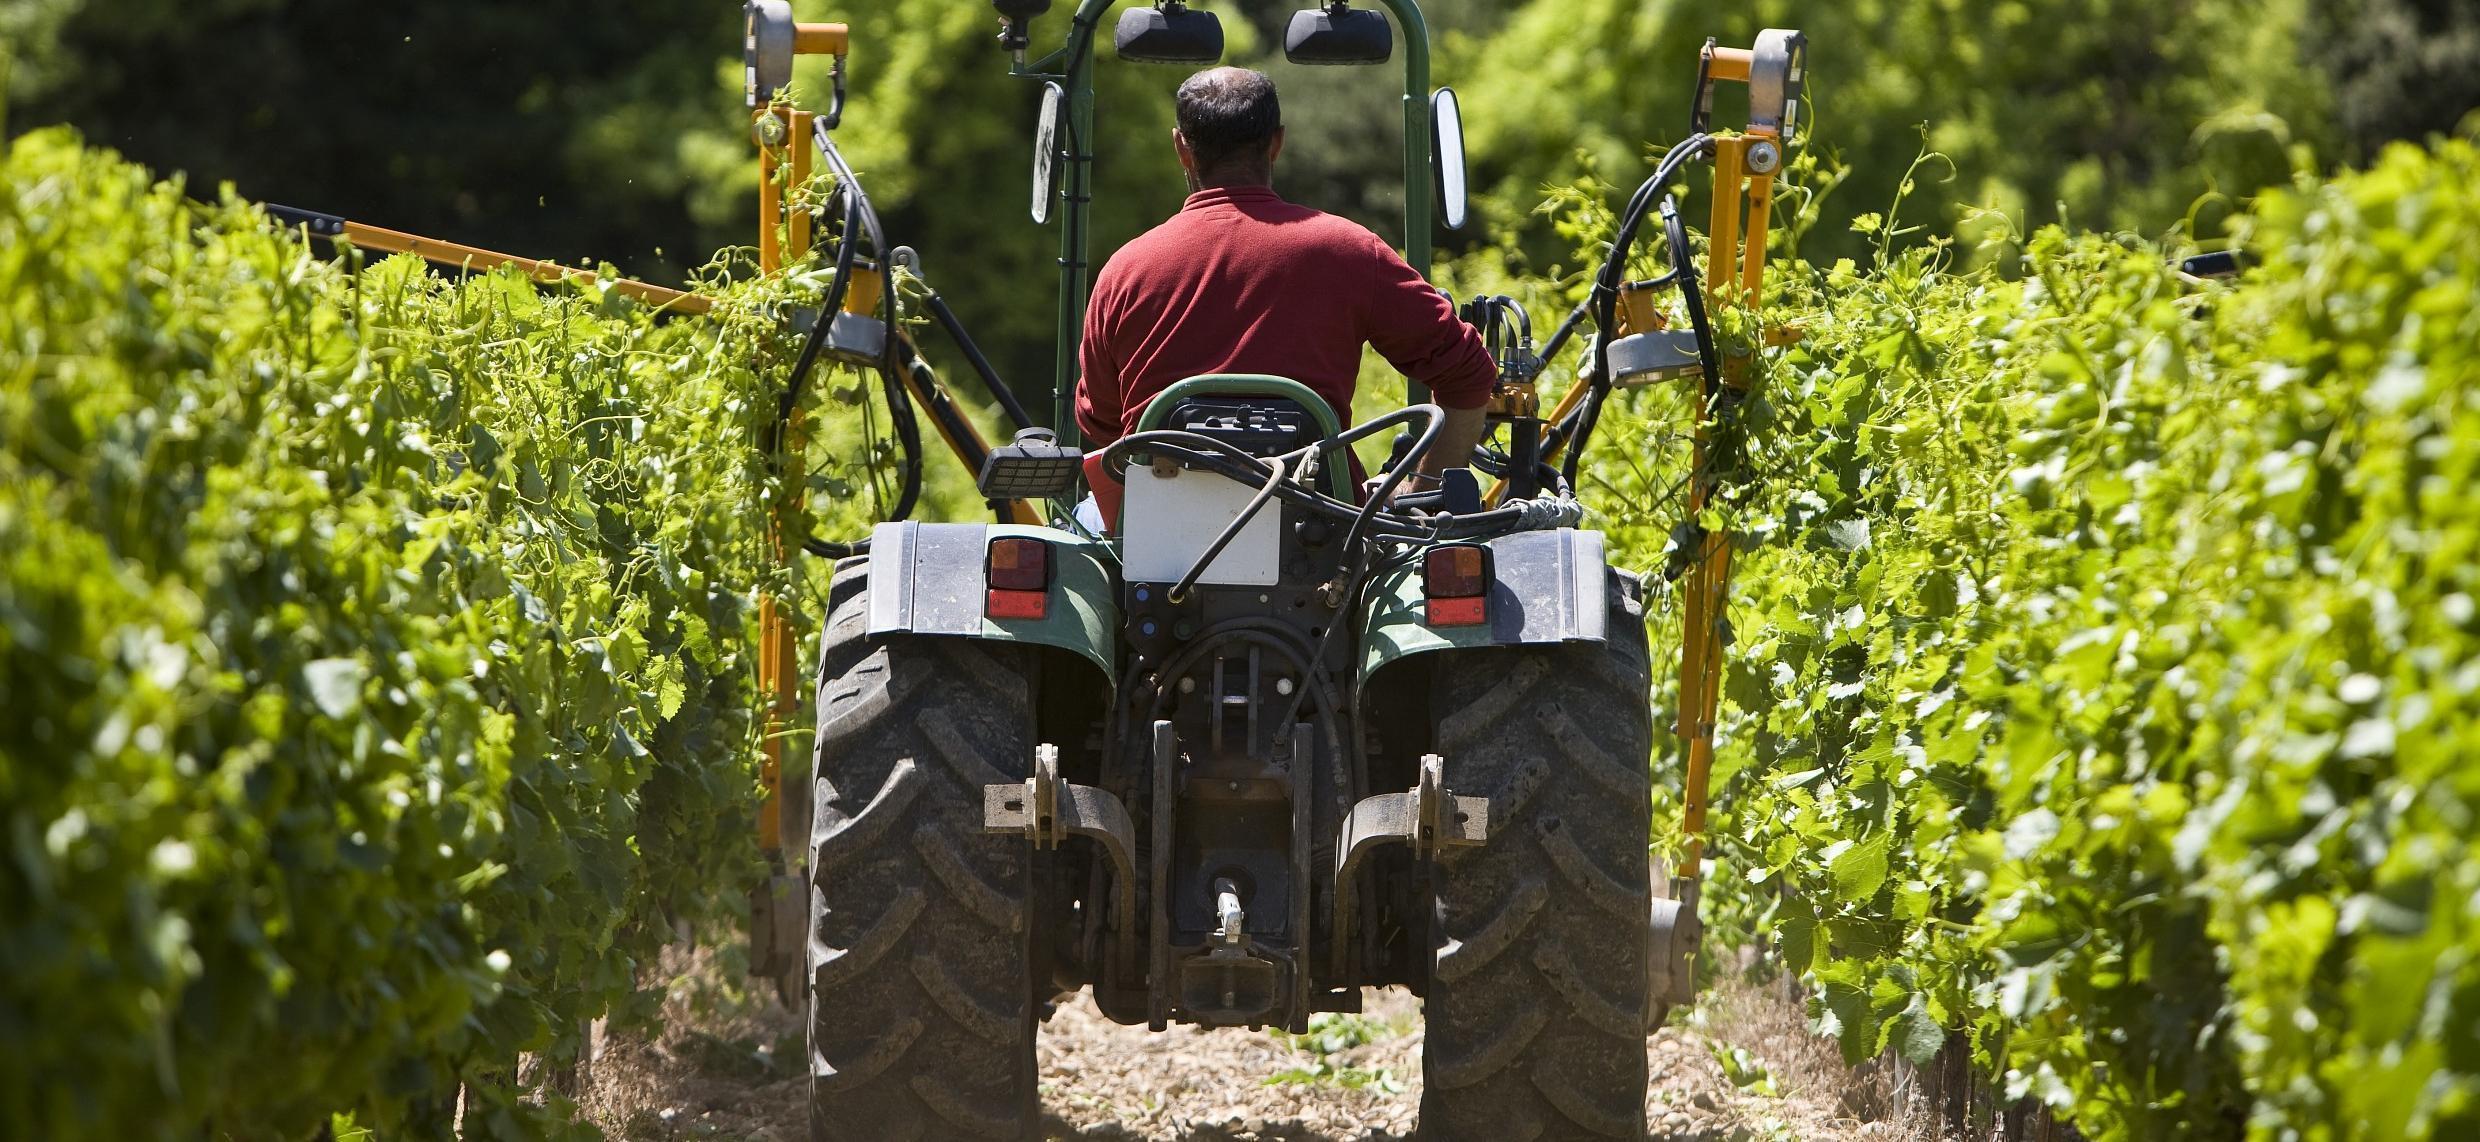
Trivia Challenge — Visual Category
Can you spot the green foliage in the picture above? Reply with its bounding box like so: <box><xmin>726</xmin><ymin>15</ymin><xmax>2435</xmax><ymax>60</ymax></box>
<box><xmin>2</xmin><ymin>0</ymin><xmax>2359</xmax><ymax>411</ymax></box>
<box><xmin>1263</xmin><ymin>1011</ymin><xmax>1413</xmax><ymax>1094</ymax></box>
<box><xmin>2305</xmin><ymin>0</ymin><xmax>2480</xmax><ymax>157</ymax></box>
<box><xmin>4</xmin><ymin>1</ymin><xmax>753</xmax><ymax>286</ymax></box>
<box><xmin>1448</xmin><ymin>0</ymin><xmax>2330</xmax><ymax>271</ymax></box>
<box><xmin>0</xmin><ymin>128</ymin><xmax>828</xmax><ymax>1137</ymax></box>
<box><xmin>1572</xmin><ymin>139</ymin><xmax>2480</xmax><ymax>1138</ymax></box>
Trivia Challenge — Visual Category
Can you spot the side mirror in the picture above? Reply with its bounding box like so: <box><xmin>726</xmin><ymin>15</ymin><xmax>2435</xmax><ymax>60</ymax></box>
<box><xmin>1284</xmin><ymin>3</ymin><xmax>1391</xmax><ymax>66</ymax></box>
<box><xmin>1115</xmin><ymin>2</ymin><xmax>1225</xmax><ymax>65</ymax></box>
<box><xmin>745</xmin><ymin>0</ymin><xmax>794</xmax><ymax>108</ymax></box>
<box><xmin>1431</xmin><ymin>87</ymin><xmax>1468</xmax><ymax>231</ymax></box>
<box><xmin>1031</xmin><ymin>82</ymin><xmax>1064</xmax><ymax>224</ymax></box>
<box><xmin>988</xmin><ymin>0</ymin><xmax>1053</xmax><ymax>53</ymax></box>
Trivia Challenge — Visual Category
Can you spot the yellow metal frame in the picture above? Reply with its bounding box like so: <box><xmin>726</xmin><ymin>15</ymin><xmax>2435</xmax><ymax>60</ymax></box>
<box><xmin>755</xmin><ymin>99</ymin><xmax>820</xmax><ymax>861</ymax></box>
<box><xmin>1675</xmin><ymin>100</ymin><xmax>1783</xmax><ymax>875</ymax></box>
<box><xmin>1471</xmin><ymin>38</ymin><xmax>1787</xmax><ymax>879</ymax></box>
<box><xmin>327</xmin><ymin>222</ymin><xmax>712</xmax><ymax>313</ymax></box>
<box><xmin>748</xmin><ymin>24</ymin><xmax>1036</xmax><ymax>875</ymax></box>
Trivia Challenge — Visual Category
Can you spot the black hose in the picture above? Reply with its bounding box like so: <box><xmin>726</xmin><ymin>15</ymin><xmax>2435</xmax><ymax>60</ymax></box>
<box><xmin>1563</xmin><ymin>135</ymin><xmax>1714</xmax><ymax>487</ymax></box>
<box><xmin>919</xmin><ymin>286</ymin><xmax>1035</xmax><ymax>433</ymax></box>
<box><xmin>874</xmin><ymin>266</ymin><xmax>923</xmax><ymax>525</ymax></box>
<box><xmin>1099</xmin><ymin>410</ymin><xmax>1567</xmax><ymax>548</ymax></box>
<box><xmin>1335</xmin><ymin>403</ymin><xmax>1445</xmax><ymax>569</ymax></box>
<box><xmin>1536</xmin><ymin>301</ymin><xmax>1589</xmax><ymax>374</ymax></box>
<box><xmin>770</xmin><ymin>191</ymin><xmax>864</xmax><ymax>449</ymax></box>
<box><xmin>804</xmin><ymin>536</ymin><xmax>870</xmax><ymax>558</ymax></box>
<box><xmin>1669</xmin><ymin>198</ymin><xmax>1722</xmax><ymax>391</ymax></box>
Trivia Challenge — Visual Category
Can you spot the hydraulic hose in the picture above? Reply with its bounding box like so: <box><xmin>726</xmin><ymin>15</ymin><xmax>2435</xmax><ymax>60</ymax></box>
<box><xmin>873</xmin><ymin>235</ymin><xmax>924</xmax><ymax>523</ymax></box>
<box><xmin>1563</xmin><ymin>134</ymin><xmax>1714</xmax><ymax>487</ymax></box>
<box><xmin>921</xmin><ymin>286</ymin><xmax>1035</xmax><ymax>433</ymax></box>
<box><xmin>1099</xmin><ymin>406</ymin><xmax>1454</xmax><ymax>545</ymax></box>
<box><xmin>784</xmin><ymin>127</ymin><xmax>920</xmax><ymax>534</ymax></box>
<box><xmin>1335</xmin><ymin>403</ymin><xmax>1446</xmax><ymax>572</ymax></box>
<box><xmin>891</xmin><ymin>246</ymin><xmax>1036</xmax><ymax>435</ymax></box>
<box><xmin>771</xmin><ymin>190</ymin><xmax>864</xmax><ymax>451</ymax></box>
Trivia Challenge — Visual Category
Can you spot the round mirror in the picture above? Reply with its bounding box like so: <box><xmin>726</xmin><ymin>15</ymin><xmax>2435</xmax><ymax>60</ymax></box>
<box><xmin>1032</xmin><ymin>82</ymin><xmax>1064</xmax><ymax>225</ymax></box>
<box><xmin>1431</xmin><ymin>87</ymin><xmax>1469</xmax><ymax>231</ymax></box>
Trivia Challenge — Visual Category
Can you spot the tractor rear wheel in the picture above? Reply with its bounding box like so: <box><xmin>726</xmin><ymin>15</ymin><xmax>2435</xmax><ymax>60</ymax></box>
<box><xmin>1421</xmin><ymin>572</ymin><xmax>1655</xmax><ymax>1140</ymax></box>
<box><xmin>806</xmin><ymin>559</ymin><xmax>1038</xmax><ymax>1141</ymax></box>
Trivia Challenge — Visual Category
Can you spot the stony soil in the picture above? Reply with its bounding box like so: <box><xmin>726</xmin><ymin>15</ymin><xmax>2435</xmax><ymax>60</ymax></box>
<box><xmin>578</xmin><ymin>946</ymin><xmax>1925</xmax><ymax>1141</ymax></box>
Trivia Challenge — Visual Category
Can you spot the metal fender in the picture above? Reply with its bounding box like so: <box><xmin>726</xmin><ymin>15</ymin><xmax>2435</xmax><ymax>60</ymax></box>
<box><xmin>864</xmin><ymin>520</ymin><xmax>1118</xmax><ymax>680</ymax></box>
<box><xmin>1356</xmin><ymin>527</ymin><xmax>1616</xmax><ymax>684</ymax></box>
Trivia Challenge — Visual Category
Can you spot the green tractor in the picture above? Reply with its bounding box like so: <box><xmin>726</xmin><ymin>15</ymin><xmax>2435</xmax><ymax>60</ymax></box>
<box><xmin>738</xmin><ymin>3</ymin><xmax>1807</xmax><ymax>1137</ymax></box>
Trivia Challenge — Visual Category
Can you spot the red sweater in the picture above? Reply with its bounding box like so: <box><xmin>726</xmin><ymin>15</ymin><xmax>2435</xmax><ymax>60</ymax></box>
<box><xmin>1075</xmin><ymin>185</ymin><xmax>1496</xmax><ymax>447</ymax></box>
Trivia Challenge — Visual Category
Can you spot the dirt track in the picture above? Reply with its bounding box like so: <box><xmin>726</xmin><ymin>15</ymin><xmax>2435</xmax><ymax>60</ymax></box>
<box><xmin>580</xmin><ymin>946</ymin><xmax>1920</xmax><ymax>1141</ymax></box>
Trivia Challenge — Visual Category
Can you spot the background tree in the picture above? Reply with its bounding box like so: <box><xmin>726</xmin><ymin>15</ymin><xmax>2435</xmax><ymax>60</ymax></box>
<box><xmin>5</xmin><ymin>1</ymin><xmax>752</xmax><ymax>283</ymax></box>
<box><xmin>15</xmin><ymin>0</ymin><xmax>2475</xmax><ymax>397</ymax></box>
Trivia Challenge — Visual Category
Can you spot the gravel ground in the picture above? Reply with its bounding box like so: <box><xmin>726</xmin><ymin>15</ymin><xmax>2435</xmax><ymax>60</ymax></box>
<box><xmin>579</xmin><ymin>946</ymin><xmax>1923</xmax><ymax>1141</ymax></box>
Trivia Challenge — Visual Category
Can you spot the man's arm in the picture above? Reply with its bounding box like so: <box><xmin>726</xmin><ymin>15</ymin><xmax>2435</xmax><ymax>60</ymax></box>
<box><xmin>1412</xmin><ymin>404</ymin><xmax>1489</xmax><ymax>488</ymax></box>
<box><xmin>1358</xmin><ymin>236</ymin><xmax>1498</xmax><ymax>486</ymax></box>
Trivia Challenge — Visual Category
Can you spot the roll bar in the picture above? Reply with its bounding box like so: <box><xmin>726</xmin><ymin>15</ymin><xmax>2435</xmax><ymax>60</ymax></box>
<box><xmin>1020</xmin><ymin>0</ymin><xmax>1437</xmax><ymax>441</ymax></box>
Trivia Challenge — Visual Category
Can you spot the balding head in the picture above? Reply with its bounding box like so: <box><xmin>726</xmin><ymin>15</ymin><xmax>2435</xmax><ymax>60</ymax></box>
<box><xmin>1174</xmin><ymin>67</ymin><xmax>1283</xmax><ymax>188</ymax></box>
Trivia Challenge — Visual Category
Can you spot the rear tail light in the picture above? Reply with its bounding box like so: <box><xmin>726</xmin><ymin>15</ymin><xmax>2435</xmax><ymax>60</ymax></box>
<box><xmin>1422</xmin><ymin>544</ymin><xmax>1489</xmax><ymax>626</ymax></box>
<box><xmin>986</xmin><ymin>537</ymin><xmax>1050</xmax><ymax>620</ymax></box>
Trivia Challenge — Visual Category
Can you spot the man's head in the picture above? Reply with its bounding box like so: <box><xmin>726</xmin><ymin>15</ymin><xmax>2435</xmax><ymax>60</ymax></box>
<box><xmin>1173</xmin><ymin>67</ymin><xmax>1283</xmax><ymax>190</ymax></box>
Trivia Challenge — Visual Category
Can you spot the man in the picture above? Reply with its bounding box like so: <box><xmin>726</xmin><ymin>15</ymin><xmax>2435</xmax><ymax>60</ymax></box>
<box><xmin>1075</xmin><ymin>66</ymin><xmax>1494</xmax><ymax>504</ymax></box>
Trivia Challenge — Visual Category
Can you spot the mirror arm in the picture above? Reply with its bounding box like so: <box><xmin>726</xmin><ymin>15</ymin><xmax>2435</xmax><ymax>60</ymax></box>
<box><xmin>1365</xmin><ymin>0</ymin><xmax>1433</xmax><ymax>401</ymax></box>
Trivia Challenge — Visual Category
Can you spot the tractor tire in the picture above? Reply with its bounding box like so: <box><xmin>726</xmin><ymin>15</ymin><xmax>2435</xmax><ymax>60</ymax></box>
<box><xmin>1421</xmin><ymin>571</ymin><xmax>1655</xmax><ymax>1141</ymax></box>
<box><xmin>807</xmin><ymin>558</ymin><xmax>1038</xmax><ymax>1142</ymax></box>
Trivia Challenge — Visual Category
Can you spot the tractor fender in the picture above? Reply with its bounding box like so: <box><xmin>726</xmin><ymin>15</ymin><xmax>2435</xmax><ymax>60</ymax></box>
<box><xmin>1356</xmin><ymin>527</ymin><xmax>1617</xmax><ymax>684</ymax></box>
<box><xmin>864</xmin><ymin>520</ymin><xmax>1118</xmax><ymax>681</ymax></box>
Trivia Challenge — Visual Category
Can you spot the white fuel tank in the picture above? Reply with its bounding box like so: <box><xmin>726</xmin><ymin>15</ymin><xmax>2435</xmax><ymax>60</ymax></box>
<box><xmin>1118</xmin><ymin>463</ymin><xmax>1283</xmax><ymax>587</ymax></box>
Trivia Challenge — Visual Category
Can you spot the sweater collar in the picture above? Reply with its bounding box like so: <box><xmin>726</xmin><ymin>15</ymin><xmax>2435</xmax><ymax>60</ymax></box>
<box><xmin>1182</xmin><ymin>184</ymin><xmax>1285</xmax><ymax>211</ymax></box>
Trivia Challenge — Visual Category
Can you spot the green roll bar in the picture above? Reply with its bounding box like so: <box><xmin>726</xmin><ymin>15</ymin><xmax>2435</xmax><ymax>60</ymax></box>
<box><xmin>1019</xmin><ymin>0</ymin><xmax>1437</xmax><ymax>446</ymax></box>
<box><xmin>1127</xmin><ymin>373</ymin><xmax>1358</xmax><ymax>501</ymax></box>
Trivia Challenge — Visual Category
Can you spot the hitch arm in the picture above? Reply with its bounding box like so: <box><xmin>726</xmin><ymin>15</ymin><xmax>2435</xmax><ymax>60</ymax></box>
<box><xmin>985</xmin><ymin>744</ymin><xmax>1141</xmax><ymax>975</ymax></box>
<box><xmin>1331</xmin><ymin>754</ymin><xmax>1489</xmax><ymax>977</ymax></box>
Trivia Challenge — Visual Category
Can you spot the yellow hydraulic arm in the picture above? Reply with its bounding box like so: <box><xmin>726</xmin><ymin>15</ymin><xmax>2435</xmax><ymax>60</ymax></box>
<box><xmin>743</xmin><ymin>11</ymin><xmax>1037</xmax><ymax>993</ymax></box>
<box><xmin>745</xmin><ymin>12</ymin><xmax>847</xmax><ymax>993</ymax></box>
<box><xmin>266</xmin><ymin>205</ymin><xmax>711</xmax><ymax>314</ymax></box>
<box><xmin>1676</xmin><ymin>31</ymin><xmax>1803</xmax><ymax>874</ymax></box>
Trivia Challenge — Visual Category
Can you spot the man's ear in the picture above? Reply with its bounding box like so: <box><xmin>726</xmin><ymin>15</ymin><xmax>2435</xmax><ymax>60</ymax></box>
<box><xmin>1172</xmin><ymin>129</ymin><xmax>1197</xmax><ymax>173</ymax></box>
<box><xmin>1266</xmin><ymin>127</ymin><xmax>1285</xmax><ymax>165</ymax></box>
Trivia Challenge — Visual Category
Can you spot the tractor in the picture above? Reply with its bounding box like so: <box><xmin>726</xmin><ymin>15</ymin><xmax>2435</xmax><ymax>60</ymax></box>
<box><xmin>728</xmin><ymin>4</ymin><xmax>1810</xmax><ymax>1138</ymax></box>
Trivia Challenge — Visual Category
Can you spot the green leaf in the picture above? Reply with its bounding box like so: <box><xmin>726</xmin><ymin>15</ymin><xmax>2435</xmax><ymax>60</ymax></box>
<box><xmin>1891</xmin><ymin>993</ymin><xmax>1945</xmax><ymax>1065</ymax></box>
<box><xmin>1829</xmin><ymin>832</ymin><xmax>1891</xmax><ymax>903</ymax></box>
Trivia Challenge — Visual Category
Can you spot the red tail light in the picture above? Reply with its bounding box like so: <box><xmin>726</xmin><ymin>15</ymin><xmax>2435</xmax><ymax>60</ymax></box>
<box><xmin>1422</xmin><ymin>544</ymin><xmax>1489</xmax><ymax>626</ymax></box>
<box><xmin>987</xmin><ymin>538</ymin><xmax>1049</xmax><ymax>591</ymax></box>
<box><xmin>986</xmin><ymin>538</ymin><xmax>1050</xmax><ymax>620</ymax></box>
<box><xmin>986</xmin><ymin>588</ymin><xmax>1048</xmax><ymax>620</ymax></box>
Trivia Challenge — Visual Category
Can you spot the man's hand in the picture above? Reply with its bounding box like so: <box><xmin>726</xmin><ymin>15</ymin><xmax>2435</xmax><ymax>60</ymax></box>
<box><xmin>1407</xmin><ymin>404</ymin><xmax>1488</xmax><ymax>493</ymax></box>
